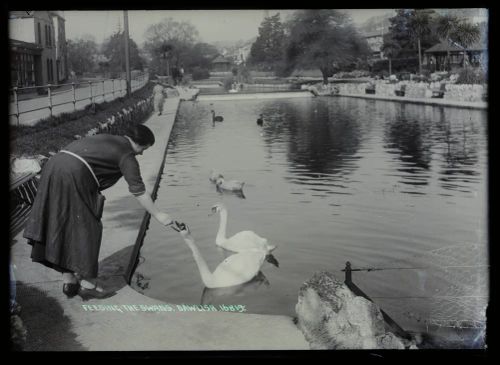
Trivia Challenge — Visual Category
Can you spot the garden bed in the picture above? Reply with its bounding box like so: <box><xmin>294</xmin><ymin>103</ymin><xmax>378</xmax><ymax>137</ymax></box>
<box><xmin>11</xmin><ymin>82</ymin><xmax>155</xmax><ymax>158</ymax></box>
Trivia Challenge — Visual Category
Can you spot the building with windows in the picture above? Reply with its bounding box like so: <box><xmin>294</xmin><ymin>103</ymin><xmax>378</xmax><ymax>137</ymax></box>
<box><xmin>358</xmin><ymin>12</ymin><xmax>393</xmax><ymax>60</ymax></box>
<box><xmin>51</xmin><ymin>11</ymin><xmax>68</xmax><ymax>83</ymax></box>
<box><xmin>9</xmin><ymin>10</ymin><xmax>67</xmax><ymax>88</ymax></box>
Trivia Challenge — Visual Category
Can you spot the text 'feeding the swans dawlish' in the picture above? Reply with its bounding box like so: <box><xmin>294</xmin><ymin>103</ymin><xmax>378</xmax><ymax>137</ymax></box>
<box><xmin>81</xmin><ymin>304</ymin><xmax>248</xmax><ymax>313</ymax></box>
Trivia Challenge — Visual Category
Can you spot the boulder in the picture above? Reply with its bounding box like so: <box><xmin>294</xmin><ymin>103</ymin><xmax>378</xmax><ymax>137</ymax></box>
<box><xmin>295</xmin><ymin>271</ymin><xmax>410</xmax><ymax>349</ymax></box>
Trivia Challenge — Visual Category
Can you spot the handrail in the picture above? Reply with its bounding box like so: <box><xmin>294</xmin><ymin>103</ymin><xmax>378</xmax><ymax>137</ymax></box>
<box><xmin>9</xmin><ymin>73</ymin><xmax>149</xmax><ymax>126</ymax></box>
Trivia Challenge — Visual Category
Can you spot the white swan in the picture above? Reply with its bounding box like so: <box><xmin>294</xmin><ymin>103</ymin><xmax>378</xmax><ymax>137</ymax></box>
<box><xmin>172</xmin><ymin>221</ymin><xmax>266</xmax><ymax>288</ymax></box>
<box><xmin>200</xmin><ymin>271</ymin><xmax>270</xmax><ymax>305</ymax></box>
<box><xmin>210</xmin><ymin>202</ymin><xmax>277</xmax><ymax>255</ymax></box>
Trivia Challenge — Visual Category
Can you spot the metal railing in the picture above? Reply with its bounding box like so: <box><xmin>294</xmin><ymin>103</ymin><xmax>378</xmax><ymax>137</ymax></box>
<box><xmin>9</xmin><ymin>73</ymin><xmax>149</xmax><ymax>126</ymax></box>
<box><xmin>342</xmin><ymin>261</ymin><xmax>413</xmax><ymax>340</ymax></box>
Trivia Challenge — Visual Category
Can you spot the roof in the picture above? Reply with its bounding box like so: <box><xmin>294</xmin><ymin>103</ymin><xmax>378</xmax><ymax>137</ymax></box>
<box><xmin>212</xmin><ymin>55</ymin><xmax>232</xmax><ymax>64</ymax></box>
<box><xmin>9</xmin><ymin>11</ymin><xmax>34</xmax><ymax>19</ymax></box>
<box><xmin>425</xmin><ymin>39</ymin><xmax>487</xmax><ymax>53</ymax></box>
<box><xmin>9</xmin><ymin>39</ymin><xmax>43</xmax><ymax>53</ymax></box>
<box><xmin>362</xmin><ymin>30</ymin><xmax>385</xmax><ymax>38</ymax></box>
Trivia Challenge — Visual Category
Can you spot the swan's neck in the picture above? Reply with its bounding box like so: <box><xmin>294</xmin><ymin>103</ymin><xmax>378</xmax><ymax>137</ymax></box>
<box><xmin>184</xmin><ymin>239</ymin><xmax>214</xmax><ymax>288</ymax></box>
<box><xmin>216</xmin><ymin>209</ymin><xmax>228</xmax><ymax>246</ymax></box>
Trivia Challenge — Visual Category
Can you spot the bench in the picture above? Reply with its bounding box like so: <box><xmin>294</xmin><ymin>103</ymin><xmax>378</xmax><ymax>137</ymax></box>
<box><xmin>10</xmin><ymin>172</ymin><xmax>39</xmax><ymax>240</ymax></box>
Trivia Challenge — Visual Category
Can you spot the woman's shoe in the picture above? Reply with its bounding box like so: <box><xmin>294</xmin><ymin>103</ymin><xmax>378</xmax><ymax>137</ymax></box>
<box><xmin>77</xmin><ymin>286</ymin><xmax>116</xmax><ymax>301</ymax></box>
<box><xmin>63</xmin><ymin>283</ymin><xmax>80</xmax><ymax>298</ymax></box>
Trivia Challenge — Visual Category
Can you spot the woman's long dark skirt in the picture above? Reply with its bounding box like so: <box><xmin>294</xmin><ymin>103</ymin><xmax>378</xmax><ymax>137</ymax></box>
<box><xmin>23</xmin><ymin>152</ymin><xmax>103</xmax><ymax>278</ymax></box>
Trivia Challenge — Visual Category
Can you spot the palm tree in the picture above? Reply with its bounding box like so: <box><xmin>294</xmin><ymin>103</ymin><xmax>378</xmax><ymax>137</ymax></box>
<box><xmin>381</xmin><ymin>35</ymin><xmax>401</xmax><ymax>76</ymax></box>
<box><xmin>409</xmin><ymin>9</ymin><xmax>433</xmax><ymax>75</ymax></box>
<box><xmin>451</xmin><ymin>22</ymin><xmax>481</xmax><ymax>68</ymax></box>
<box><xmin>436</xmin><ymin>15</ymin><xmax>459</xmax><ymax>71</ymax></box>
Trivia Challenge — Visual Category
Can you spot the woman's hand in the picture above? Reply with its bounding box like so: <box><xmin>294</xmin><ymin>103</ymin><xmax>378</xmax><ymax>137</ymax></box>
<box><xmin>155</xmin><ymin>212</ymin><xmax>173</xmax><ymax>226</ymax></box>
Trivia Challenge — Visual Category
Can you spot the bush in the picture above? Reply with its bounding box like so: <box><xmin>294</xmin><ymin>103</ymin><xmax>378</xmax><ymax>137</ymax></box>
<box><xmin>11</xmin><ymin>82</ymin><xmax>154</xmax><ymax>157</ymax></box>
<box><xmin>371</xmin><ymin>57</ymin><xmax>419</xmax><ymax>74</ymax></box>
<box><xmin>191</xmin><ymin>67</ymin><xmax>210</xmax><ymax>81</ymax></box>
<box><xmin>455</xmin><ymin>67</ymin><xmax>486</xmax><ymax>85</ymax></box>
<box><xmin>223</xmin><ymin>76</ymin><xmax>235</xmax><ymax>91</ymax></box>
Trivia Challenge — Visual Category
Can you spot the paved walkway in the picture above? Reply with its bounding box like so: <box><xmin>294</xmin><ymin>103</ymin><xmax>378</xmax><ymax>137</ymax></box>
<box><xmin>10</xmin><ymin>91</ymin><xmax>309</xmax><ymax>351</ymax></box>
<box><xmin>336</xmin><ymin>92</ymin><xmax>487</xmax><ymax>110</ymax></box>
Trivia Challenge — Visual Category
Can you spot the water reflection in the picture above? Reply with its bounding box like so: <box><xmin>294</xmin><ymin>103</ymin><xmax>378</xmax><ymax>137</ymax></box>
<box><xmin>259</xmin><ymin>99</ymin><xmax>364</xmax><ymax>194</ymax></box>
<box><xmin>434</xmin><ymin>108</ymin><xmax>482</xmax><ymax>193</ymax></box>
<box><xmin>384</xmin><ymin>114</ymin><xmax>433</xmax><ymax>188</ymax></box>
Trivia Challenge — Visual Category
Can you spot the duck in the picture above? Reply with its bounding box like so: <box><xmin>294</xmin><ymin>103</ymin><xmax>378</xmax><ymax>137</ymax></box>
<box><xmin>215</xmin><ymin>176</ymin><xmax>245</xmax><ymax>192</ymax></box>
<box><xmin>209</xmin><ymin>169</ymin><xmax>224</xmax><ymax>183</ymax></box>
<box><xmin>209</xmin><ymin>203</ymin><xmax>278</xmax><ymax>262</ymax></box>
<box><xmin>256</xmin><ymin>114</ymin><xmax>264</xmax><ymax>126</ymax></box>
<box><xmin>211</xmin><ymin>110</ymin><xmax>224</xmax><ymax>122</ymax></box>
<box><xmin>172</xmin><ymin>221</ymin><xmax>267</xmax><ymax>288</ymax></box>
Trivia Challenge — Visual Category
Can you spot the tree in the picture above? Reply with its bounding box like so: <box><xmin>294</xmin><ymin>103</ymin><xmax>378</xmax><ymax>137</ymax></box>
<box><xmin>284</xmin><ymin>10</ymin><xmax>371</xmax><ymax>84</ymax></box>
<box><xmin>386</xmin><ymin>9</ymin><xmax>438</xmax><ymax>60</ymax></box>
<box><xmin>435</xmin><ymin>14</ymin><xmax>461</xmax><ymax>71</ymax></box>
<box><xmin>101</xmin><ymin>31</ymin><xmax>144</xmax><ymax>75</ymax></box>
<box><xmin>408</xmin><ymin>9</ymin><xmax>434</xmax><ymax>75</ymax></box>
<box><xmin>144</xmin><ymin>17</ymin><xmax>199</xmax><ymax>76</ymax></box>
<box><xmin>435</xmin><ymin>14</ymin><xmax>481</xmax><ymax>71</ymax></box>
<box><xmin>184</xmin><ymin>42</ymin><xmax>220</xmax><ymax>71</ymax></box>
<box><xmin>248</xmin><ymin>13</ymin><xmax>286</xmax><ymax>71</ymax></box>
<box><xmin>381</xmin><ymin>34</ymin><xmax>401</xmax><ymax>75</ymax></box>
<box><xmin>67</xmin><ymin>37</ymin><xmax>98</xmax><ymax>75</ymax></box>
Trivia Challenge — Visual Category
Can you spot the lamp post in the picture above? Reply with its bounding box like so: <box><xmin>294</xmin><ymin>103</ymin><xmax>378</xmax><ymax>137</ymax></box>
<box><xmin>123</xmin><ymin>10</ymin><xmax>131</xmax><ymax>97</ymax></box>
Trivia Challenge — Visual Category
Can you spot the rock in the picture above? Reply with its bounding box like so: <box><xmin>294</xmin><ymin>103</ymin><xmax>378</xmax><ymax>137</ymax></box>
<box><xmin>295</xmin><ymin>271</ymin><xmax>409</xmax><ymax>349</ymax></box>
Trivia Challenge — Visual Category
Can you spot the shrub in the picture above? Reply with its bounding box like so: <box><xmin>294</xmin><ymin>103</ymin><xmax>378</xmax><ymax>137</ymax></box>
<box><xmin>371</xmin><ymin>57</ymin><xmax>419</xmax><ymax>74</ymax></box>
<box><xmin>191</xmin><ymin>67</ymin><xmax>210</xmax><ymax>81</ymax></box>
<box><xmin>223</xmin><ymin>76</ymin><xmax>235</xmax><ymax>91</ymax></box>
<box><xmin>11</xmin><ymin>82</ymin><xmax>154</xmax><ymax>157</ymax></box>
<box><xmin>455</xmin><ymin>67</ymin><xmax>486</xmax><ymax>85</ymax></box>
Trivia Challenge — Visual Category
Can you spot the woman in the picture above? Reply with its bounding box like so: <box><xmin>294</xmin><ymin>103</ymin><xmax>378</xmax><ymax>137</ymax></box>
<box><xmin>153</xmin><ymin>81</ymin><xmax>166</xmax><ymax>115</ymax></box>
<box><xmin>23</xmin><ymin>124</ymin><xmax>173</xmax><ymax>300</ymax></box>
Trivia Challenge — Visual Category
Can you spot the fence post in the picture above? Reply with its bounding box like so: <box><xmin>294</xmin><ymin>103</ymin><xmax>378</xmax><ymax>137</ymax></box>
<box><xmin>47</xmin><ymin>84</ymin><xmax>53</xmax><ymax>117</ymax></box>
<box><xmin>13</xmin><ymin>87</ymin><xmax>19</xmax><ymax>126</ymax></box>
<box><xmin>89</xmin><ymin>81</ymin><xmax>93</xmax><ymax>106</ymax></box>
<box><xmin>112</xmin><ymin>79</ymin><xmax>115</xmax><ymax>98</ymax></box>
<box><xmin>344</xmin><ymin>261</ymin><xmax>352</xmax><ymax>284</ymax></box>
<box><xmin>72</xmin><ymin>82</ymin><xmax>76</xmax><ymax>111</ymax></box>
<box><xmin>102</xmin><ymin>80</ymin><xmax>105</xmax><ymax>102</ymax></box>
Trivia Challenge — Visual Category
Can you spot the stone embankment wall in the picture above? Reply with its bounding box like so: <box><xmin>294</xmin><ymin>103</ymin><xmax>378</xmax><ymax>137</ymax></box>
<box><xmin>337</xmin><ymin>81</ymin><xmax>486</xmax><ymax>102</ymax></box>
<box><xmin>295</xmin><ymin>271</ymin><xmax>419</xmax><ymax>350</ymax></box>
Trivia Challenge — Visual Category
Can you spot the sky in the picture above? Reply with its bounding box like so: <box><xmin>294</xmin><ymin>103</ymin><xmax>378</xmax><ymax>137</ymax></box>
<box><xmin>62</xmin><ymin>9</ymin><xmax>395</xmax><ymax>46</ymax></box>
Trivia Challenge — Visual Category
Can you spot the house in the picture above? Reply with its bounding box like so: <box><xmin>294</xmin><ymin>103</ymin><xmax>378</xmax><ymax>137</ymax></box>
<box><xmin>51</xmin><ymin>11</ymin><xmax>68</xmax><ymax>83</ymax></box>
<box><xmin>211</xmin><ymin>55</ymin><xmax>233</xmax><ymax>72</ymax></box>
<box><xmin>424</xmin><ymin>38</ymin><xmax>487</xmax><ymax>71</ymax></box>
<box><xmin>362</xmin><ymin>30</ymin><xmax>386</xmax><ymax>59</ymax></box>
<box><xmin>358</xmin><ymin>13</ymin><xmax>393</xmax><ymax>60</ymax></box>
<box><xmin>9</xmin><ymin>10</ymin><xmax>67</xmax><ymax>88</ymax></box>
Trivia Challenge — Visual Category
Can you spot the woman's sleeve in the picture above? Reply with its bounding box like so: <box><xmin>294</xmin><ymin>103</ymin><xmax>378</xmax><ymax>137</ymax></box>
<box><xmin>119</xmin><ymin>153</ymin><xmax>146</xmax><ymax>196</ymax></box>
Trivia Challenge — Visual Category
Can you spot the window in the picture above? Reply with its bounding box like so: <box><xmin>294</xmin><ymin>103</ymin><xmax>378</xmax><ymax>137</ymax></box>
<box><xmin>37</xmin><ymin>23</ymin><xmax>42</xmax><ymax>44</ymax></box>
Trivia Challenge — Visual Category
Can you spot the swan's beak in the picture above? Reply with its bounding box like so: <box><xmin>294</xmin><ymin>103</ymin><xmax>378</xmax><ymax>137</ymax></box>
<box><xmin>265</xmin><ymin>254</ymin><xmax>280</xmax><ymax>268</ymax></box>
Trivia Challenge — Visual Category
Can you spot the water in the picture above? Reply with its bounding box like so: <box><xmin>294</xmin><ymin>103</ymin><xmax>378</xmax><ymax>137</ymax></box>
<box><xmin>134</xmin><ymin>96</ymin><xmax>488</xmax><ymax>340</ymax></box>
